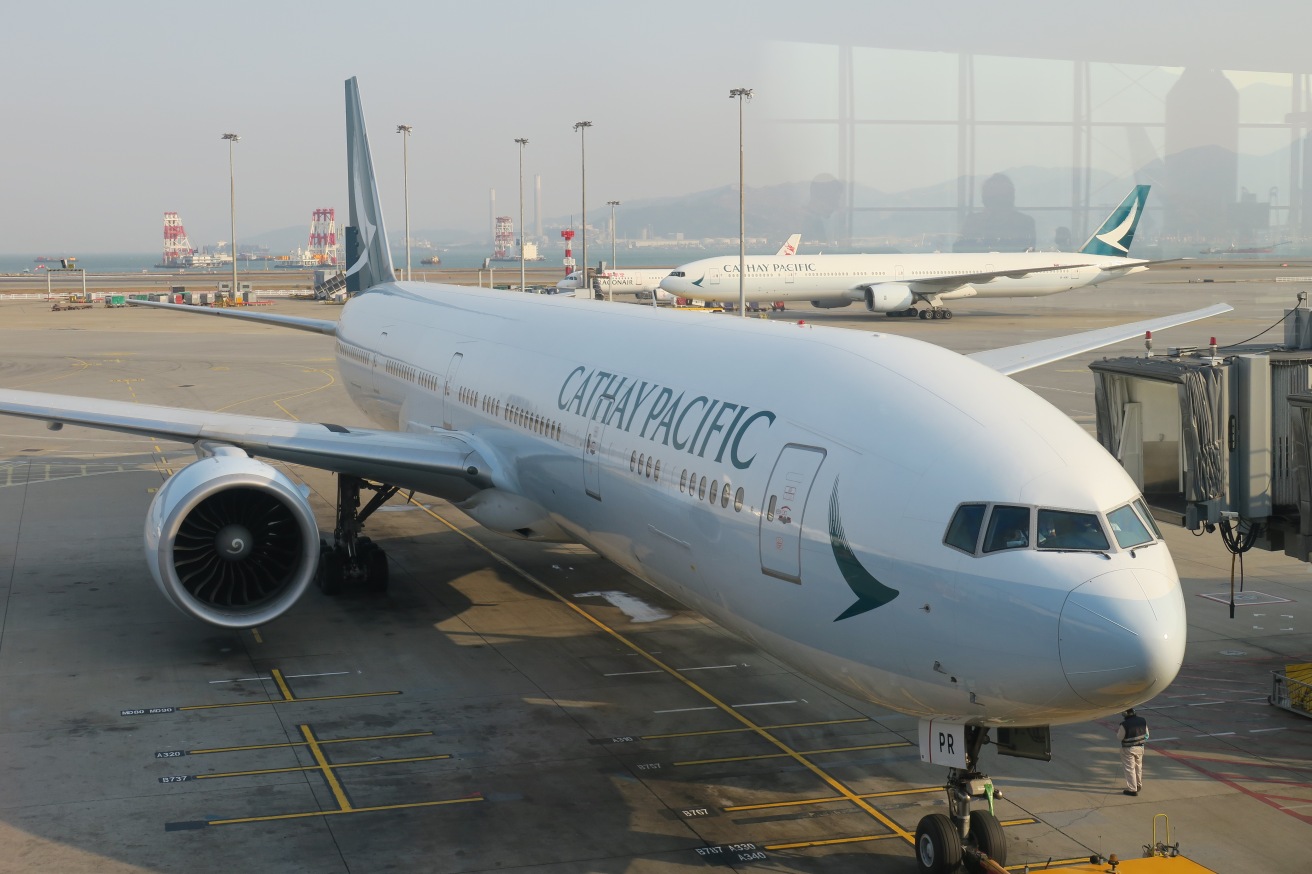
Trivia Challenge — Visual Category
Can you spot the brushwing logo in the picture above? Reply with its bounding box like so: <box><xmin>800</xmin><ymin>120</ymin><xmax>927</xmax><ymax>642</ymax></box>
<box><xmin>829</xmin><ymin>482</ymin><xmax>899</xmax><ymax>621</ymax></box>
<box><xmin>1094</xmin><ymin>196</ymin><xmax>1141</xmax><ymax>253</ymax></box>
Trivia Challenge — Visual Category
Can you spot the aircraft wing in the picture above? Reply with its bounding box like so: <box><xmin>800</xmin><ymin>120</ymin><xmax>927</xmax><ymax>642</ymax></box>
<box><xmin>968</xmin><ymin>302</ymin><xmax>1232</xmax><ymax>376</ymax></box>
<box><xmin>0</xmin><ymin>388</ymin><xmax>492</xmax><ymax>494</ymax></box>
<box><xmin>128</xmin><ymin>298</ymin><xmax>339</xmax><ymax>335</ymax></box>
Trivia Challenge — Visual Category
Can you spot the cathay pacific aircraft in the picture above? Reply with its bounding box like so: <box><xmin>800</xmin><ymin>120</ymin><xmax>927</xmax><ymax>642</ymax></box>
<box><xmin>660</xmin><ymin>187</ymin><xmax>1155</xmax><ymax>319</ymax></box>
<box><xmin>0</xmin><ymin>81</ymin><xmax>1227</xmax><ymax>873</ymax></box>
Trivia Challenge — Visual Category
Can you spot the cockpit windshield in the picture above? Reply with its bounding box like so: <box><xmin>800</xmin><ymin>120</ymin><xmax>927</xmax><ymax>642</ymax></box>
<box><xmin>1037</xmin><ymin>509</ymin><xmax>1109</xmax><ymax>551</ymax></box>
<box><xmin>1107</xmin><ymin>504</ymin><xmax>1154</xmax><ymax>548</ymax></box>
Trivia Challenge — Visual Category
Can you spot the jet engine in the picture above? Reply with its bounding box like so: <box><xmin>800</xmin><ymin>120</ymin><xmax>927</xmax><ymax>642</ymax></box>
<box><xmin>809</xmin><ymin>299</ymin><xmax>853</xmax><ymax>309</ymax></box>
<box><xmin>144</xmin><ymin>453</ymin><xmax>320</xmax><ymax>628</ymax></box>
<box><xmin>863</xmin><ymin>284</ymin><xmax>916</xmax><ymax>313</ymax></box>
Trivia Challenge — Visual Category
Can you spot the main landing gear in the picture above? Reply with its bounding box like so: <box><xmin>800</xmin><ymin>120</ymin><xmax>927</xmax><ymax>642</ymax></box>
<box><xmin>885</xmin><ymin>306</ymin><xmax>953</xmax><ymax>320</ymax></box>
<box><xmin>315</xmin><ymin>474</ymin><xmax>407</xmax><ymax>596</ymax></box>
<box><xmin>914</xmin><ymin>727</ymin><xmax>1007</xmax><ymax>873</ymax></box>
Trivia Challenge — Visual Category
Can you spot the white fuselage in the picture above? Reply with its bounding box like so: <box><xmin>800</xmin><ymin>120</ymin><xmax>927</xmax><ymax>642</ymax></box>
<box><xmin>660</xmin><ymin>252</ymin><xmax>1148</xmax><ymax>305</ymax></box>
<box><xmin>558</xmin><ymin>268</ymin><xmax>674</xmax><ymax>301</ymax></box>
<box><xmin>332</xmin><ymin>282</ymin><xmax>1184</xmax><ymax>727</ymax></box>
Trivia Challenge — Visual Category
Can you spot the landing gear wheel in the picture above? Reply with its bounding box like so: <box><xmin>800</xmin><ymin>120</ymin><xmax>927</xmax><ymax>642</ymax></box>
<box><xmin>918</xmin><ymin>309</ymin><xmax>931</xmax><ymax>320</ymax></box>
<box><xmin>942</xmin><ymin>308</ymin><xmax>953</xmax><ymax>320</ymax></box>
<box><xmin>316</xmin><ymin>543</ymin><xmax>343</xmax><ymax>596</ymax></box>
<box><xmin>964</xmin><ymin>810</ymin><xmax>1007</xmax><ymax>871</ymax></box>
<box><xmin>916</xmin><ymin>814</ymin><xmax>963</xmax><ymax>874</ymax></box>
<box><xmin>933</xmin><ymin>308</ymin><xmax>945</xmax><ymax>319</ymax></box>
<box><xmin>364</xmin><ymin>545</ymin><xmax>390</xmax><ymax>594</ymax></box>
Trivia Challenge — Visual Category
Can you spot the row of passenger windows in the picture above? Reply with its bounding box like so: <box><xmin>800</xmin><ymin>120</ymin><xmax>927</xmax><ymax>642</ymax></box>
<box><xmin>336</xmin><ymin>341</ymin><xmax>371</xmax><ymax>365</ymax></box>
<box><xmin>626</xmin><ymin>451</ymin><xmax>747</xmax><ymax>512</ymax></box>
<box><xmin>944</xmin><ymin>498</ymin><xmax>1161</xmax><ymax>556</ymax></box>
<box><xmin>506</xmin><ymin>402</ymin><xmax>562</xmax><ymax>441</ymax></box>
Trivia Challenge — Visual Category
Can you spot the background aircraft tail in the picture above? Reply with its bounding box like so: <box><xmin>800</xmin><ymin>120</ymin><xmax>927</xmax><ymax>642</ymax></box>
<box><xmin>344</xmin><ymin>77</ymin><xmax>396</xmax><ymax>293</ymax></box>
<box><xmin>1079</xmin><ymin>185</ymin><xmax>1150</xmax><ymax>257</ymax></box>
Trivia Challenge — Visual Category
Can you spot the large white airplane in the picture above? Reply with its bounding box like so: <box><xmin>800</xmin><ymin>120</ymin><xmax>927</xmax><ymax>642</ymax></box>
<box><xmin>660</xmin><ymin>188</ymin><xmax>1155</xmax><ymax>319</ymax></box>
<box><xmin>559</xmin><ymin>234</ymin><xmax>803</xmax><ymax>303</ymax></box>
<box><xmin>0</xmin><ymin>80</ymin><xmax>1229</xmax><ymax>872</ymax></box>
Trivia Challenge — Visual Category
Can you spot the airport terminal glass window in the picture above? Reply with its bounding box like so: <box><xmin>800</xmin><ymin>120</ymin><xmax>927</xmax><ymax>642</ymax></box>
<box><xmin>734</xmin><ymin>487</ymin><xmax>744</xmax><ymax>512</ymax></box>
<box><xmin>1133</xmin><ymin>498</ymin><xmax>1161</xmax><ymax>538</ymax></box>
<box><xmin>944</xmin><ymin>503</ymin><xmax>986</xmax><ymax>553</ymax></box>
<box><xmin>982</xmin><ymin>505</ymin><xmax>1032</xmax><ymax>553</ymax></box>
<box><xmin>1107</xmin><ymin>504</ymin><xmax>1153</xmax><ymax>549</ymax></box>
<box><xmin>1037</xmin><ymin>509</ymin><xmax>1110</xmax><ymax>551</ymax></box>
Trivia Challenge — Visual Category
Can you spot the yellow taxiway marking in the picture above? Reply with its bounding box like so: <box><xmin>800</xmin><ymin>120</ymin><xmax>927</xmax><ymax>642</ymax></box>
<box><xmin>8</xmin><ymin>357</ymin><xmax>90</xmax><ymax>389</ymax></box>
<box><xmin>724</xmin><ymin>786</ymin><xmax>940</xmax><ymax>812</ymax></box>
<box><xmin>213</xmin><ymin>366</ymin><xmax>336</xmax><ymax>421</ymax></box>
<box><xmin>195</xmin><ymin>753</ymin><xmax>451</xmax><ymax>781</ymax></box>
<box><xmin>271</xmin><ymin>668</ymin><xmax>296</xmax><ymax>701</ymax></box>
<box><xmin>206</xmin><ymin>795</ymin><xmax>482</xmax><ymax>826</ymax></box>
<box><xmin>642</xmin><ymin>716</ymin><xmax>870</xmax><ymax>740</ymax></box>
<box><xmin>302</xmin><ymin>724</ymin><xmax>352</xmax><ymax>810</ymax></box>
<box><xmin>250</xmin><ymin>628</ymin><xmax>263</xmax><ymax>644</ymax></box>
<box><xmin>186</xmin><ymin>731</ymin><xmax>433</xmax><ymax>756</ymax></box>
<box><xmin>177</xmin><ymin>691</ymin><xmax>401</xmax><ymax>711</ymax></box>
<box><xmin>411</xmin><ymin>499</ymin><xmax>915</xmax><ymax>844</ymax></box>
<box><xmin>674</xmin><ymin>740</ymin><xmax>910</xmax><ymax>767</ymax></box>
<box><xmin>766</xmin><ymin>819</ymin><xmax>1039</xmax><ymax>853</ymax></box>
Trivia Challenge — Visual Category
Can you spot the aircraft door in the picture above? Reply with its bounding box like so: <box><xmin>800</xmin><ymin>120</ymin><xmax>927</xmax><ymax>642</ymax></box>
<box><xmin>758</xmin><ymin>444</ymin><xmax>827</xmax><ymax>583</ymax></box>
<box><xmin>785</xmin><ymin>269</ymin><xmax>795</xmax><ymax>284</ymax></box>
<box><xmin>709</xmin><ymin>269</ymin><xmax>722</xmax><ymax>286</ymax></box>
<box><xmin>442</xmin><ymin>352</ymin><xmax>463</xmax><ymax>429</ymax></box>
<box><xmin>583</xmin><ymin>392</ymin><xmax>615</xmax><ymax>500</ymax></box>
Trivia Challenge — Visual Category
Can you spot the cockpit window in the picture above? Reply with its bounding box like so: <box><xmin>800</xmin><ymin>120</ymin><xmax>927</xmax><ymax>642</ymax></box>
<box><xmin>944</xmin><ymin>503</ymin><xmax>986</xmax><ymax>553</ymax></box>
<box><xmin>1133</xmin><ymin>498</ymin><xmax>1161</xmax><ymax>538</ymax></box>
<box><xmin>1037</xmin><ymin>509</ymin><xmax>1109</xmax><ymax>551</ymax></box>
<box><xmin>1108</xmin><ymin>504</ymin><xmax>1154</xmax><ymax>548</ymax></box>
<box><xmin>983</xmin><ymin>505</ymin><xmax>1031</xmax><ymax>553</ymax></box>
<box><xmin>669</xmin><ymin>271</ymin><xmax>685</xmax><ymax>277</ymax></box>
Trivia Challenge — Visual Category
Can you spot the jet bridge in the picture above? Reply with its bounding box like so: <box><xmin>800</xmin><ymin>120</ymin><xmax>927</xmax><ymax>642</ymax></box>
<box><xmin>1090</xmin><ymin>305</ymin><xmax>1312</xmax><ymax>563</ymax></box>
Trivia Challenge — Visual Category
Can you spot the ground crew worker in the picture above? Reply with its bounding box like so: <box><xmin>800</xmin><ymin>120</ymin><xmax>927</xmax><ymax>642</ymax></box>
<box><xmin>1117</xmin><ymin>708</ymin><xmax>1149</xmax><ymax>795</ymax></box>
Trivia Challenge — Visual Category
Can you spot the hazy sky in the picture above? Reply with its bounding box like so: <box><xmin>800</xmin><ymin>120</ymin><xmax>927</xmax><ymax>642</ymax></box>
<box><xmin>3</xmin><ymin>1</ymin><xmax>1309</xmax><ymax>253</ymax></box>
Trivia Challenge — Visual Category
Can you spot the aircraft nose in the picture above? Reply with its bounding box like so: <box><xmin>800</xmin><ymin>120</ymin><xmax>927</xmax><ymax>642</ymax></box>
<box><xmin>1058</xmin><ymin>568</ymin><xmax>1185</xmax><ymax>708</ymax></box>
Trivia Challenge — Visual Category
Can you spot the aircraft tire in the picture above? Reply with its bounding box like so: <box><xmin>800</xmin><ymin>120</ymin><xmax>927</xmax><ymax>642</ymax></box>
<box><xmin>915</xmin><ymin>813</ymin><xmax>962</xmax><ymax>874</ymax></box>
<box><xmin>918</xmin><ymin>309</ymin><xmax>931</xmax><ymax>320</ymax></box>
<box><xmin>364</xmin><ymin>546</ymin><xmax>389</xmax><ymax>594</ymax></box>
<box><xmin>317</xmin><ymin>543</ymin><xmax>343</xmax><ymax>596</ymax></box>
<box><xmin>964</xmin><ymin>810</ymin><xmax>1006</xmax><ymax>870</ymax></box>
<box><xmin>942</xmin><ymin>309</ymin><xmax>953</xmax><ymax>320</ymax></box>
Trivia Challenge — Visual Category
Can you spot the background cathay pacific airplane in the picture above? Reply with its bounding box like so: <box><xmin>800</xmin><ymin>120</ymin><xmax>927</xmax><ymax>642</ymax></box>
<box><xmin>660</xmin><ymin>187</ymin><xmax>1155</xmax><ymax>320</ymax></box>
<box><xmin>557</xmin><ymin>234</ymin><xmax>802</xmax><ymax>302</ymax></box>
<box><xmin>0</xmin><ymin>81</ymin><xmax>1228</xmax><ymax>871</ymax></box>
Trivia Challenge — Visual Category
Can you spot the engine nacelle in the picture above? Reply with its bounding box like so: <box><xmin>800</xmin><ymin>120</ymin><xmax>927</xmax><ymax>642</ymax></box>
<box><xmin>145</xmin><ymin>454</ymin><xmax>319</xmax><ymax>628</ymax></box>
<box><xmin>809</xmin><ymin>298</ymin><xmax>853</xmax><ymax>309</ymax></box>
<box><xmin>864</xmin><ymin>284</ymin><xmax>916</xmax><ymax>312</ymax></box>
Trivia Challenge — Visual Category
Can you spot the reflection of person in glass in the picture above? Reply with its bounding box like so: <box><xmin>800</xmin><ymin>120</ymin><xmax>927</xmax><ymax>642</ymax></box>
<box><xmin>956</xmin><ymin>173</ymin><xmax>1036</xmax><ymax>252</ymax></box>
<box><xmin>802</xmin><ymin>173</ymin><xmax>844</xmax><ymax>245</ymax></box>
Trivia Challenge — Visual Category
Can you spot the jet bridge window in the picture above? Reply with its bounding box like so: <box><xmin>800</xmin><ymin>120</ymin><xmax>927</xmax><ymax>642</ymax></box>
<box><xmin>944</xmin><ymin>503</ymin><xmax>987</xmax><ymax>553</ymax></box>
<box><xmin>1036</xmin><ymin>509</ymin><xmax>1109</xmax><ymax>552</ymax></box>
<box><xmin>1107</xmin><ymin>504</ymin><xmax>1154</xmax><ymax>549</ymax></box>
<box><xmin>982</xmin><ymin>505</ymin><xmax>1031</xmax><ymax>553</ymax></box>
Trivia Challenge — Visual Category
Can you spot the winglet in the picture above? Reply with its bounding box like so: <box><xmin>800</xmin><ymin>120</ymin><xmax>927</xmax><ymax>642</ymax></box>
<box><xmin>1080</xmin><ymin>186</ymin><xmax>1150</xmax><ymax>257</ymax></box>
<box><xmin>344</xmin><ymin>77</ymin><xmax>395</xmax><ymax>293</ymax></box>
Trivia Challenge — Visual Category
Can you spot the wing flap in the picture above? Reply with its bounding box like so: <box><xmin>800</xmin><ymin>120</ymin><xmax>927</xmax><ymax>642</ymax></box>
<box><xmin>968</xmin><ymin>303</ymin><xmax>1232</xmax><ymax>376</ymax></box>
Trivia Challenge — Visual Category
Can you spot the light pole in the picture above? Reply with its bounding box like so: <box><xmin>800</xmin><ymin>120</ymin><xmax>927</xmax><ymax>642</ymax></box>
<box><xmin>396</xmin><ymin>124</ymin><xmax>413</xmax><ymax>281</ymax></box>
<box><xmin>515</xmin><ymin>137</ymin><xmax>529</xmax><ymax>292</ymax></box>
<box><xmin>606</xmin><ymin>200</ymin><xmax>620</xmax><ymax>303</ymax></box>
<box><xmin>574</xmin><ymin>120</ymin><xmax>592</xmax><ymax>297</ymax></box>
<box><xmin>221</xmin><ymin>133</ymin><xmax>240</xmax><ymax>300</ymax></box>
<box><xmin>729</xmin><ymin>88</ymin><xmax>753</xmax><ymax>317</ymax></box>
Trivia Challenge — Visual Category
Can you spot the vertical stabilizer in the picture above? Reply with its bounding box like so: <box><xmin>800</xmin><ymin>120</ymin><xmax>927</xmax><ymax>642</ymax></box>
<box><xmin>1080</xmin><ymin>185</ymin><xmax>1151</xmax><ymax>257</ymax></box>
<box><xmin>344</xmin><ymin>77</ymin><xmax>395</xmax><ymax>292</ymax></box>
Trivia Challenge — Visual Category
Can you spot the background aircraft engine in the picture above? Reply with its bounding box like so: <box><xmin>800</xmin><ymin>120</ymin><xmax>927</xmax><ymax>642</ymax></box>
<box><xmin>144</xmin><ymin>454</ymin><xmax>320</xmax><ymax>628</ymax></box>
<box><xmin>810</xmin><ymin>298</ymin><xmax>853</xmax><ymax>309</ymax></box>
<box><xmin>864</xmin><ymin>284</ymin><xmax>916</xmax><ymax>312</ymax></box>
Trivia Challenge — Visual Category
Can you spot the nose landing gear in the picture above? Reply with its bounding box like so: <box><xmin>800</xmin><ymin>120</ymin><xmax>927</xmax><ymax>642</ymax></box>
<box><xmin>914</xmin><ymin>726</ymin><xmax>1007</xmax><ymax>873</ymax></box>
